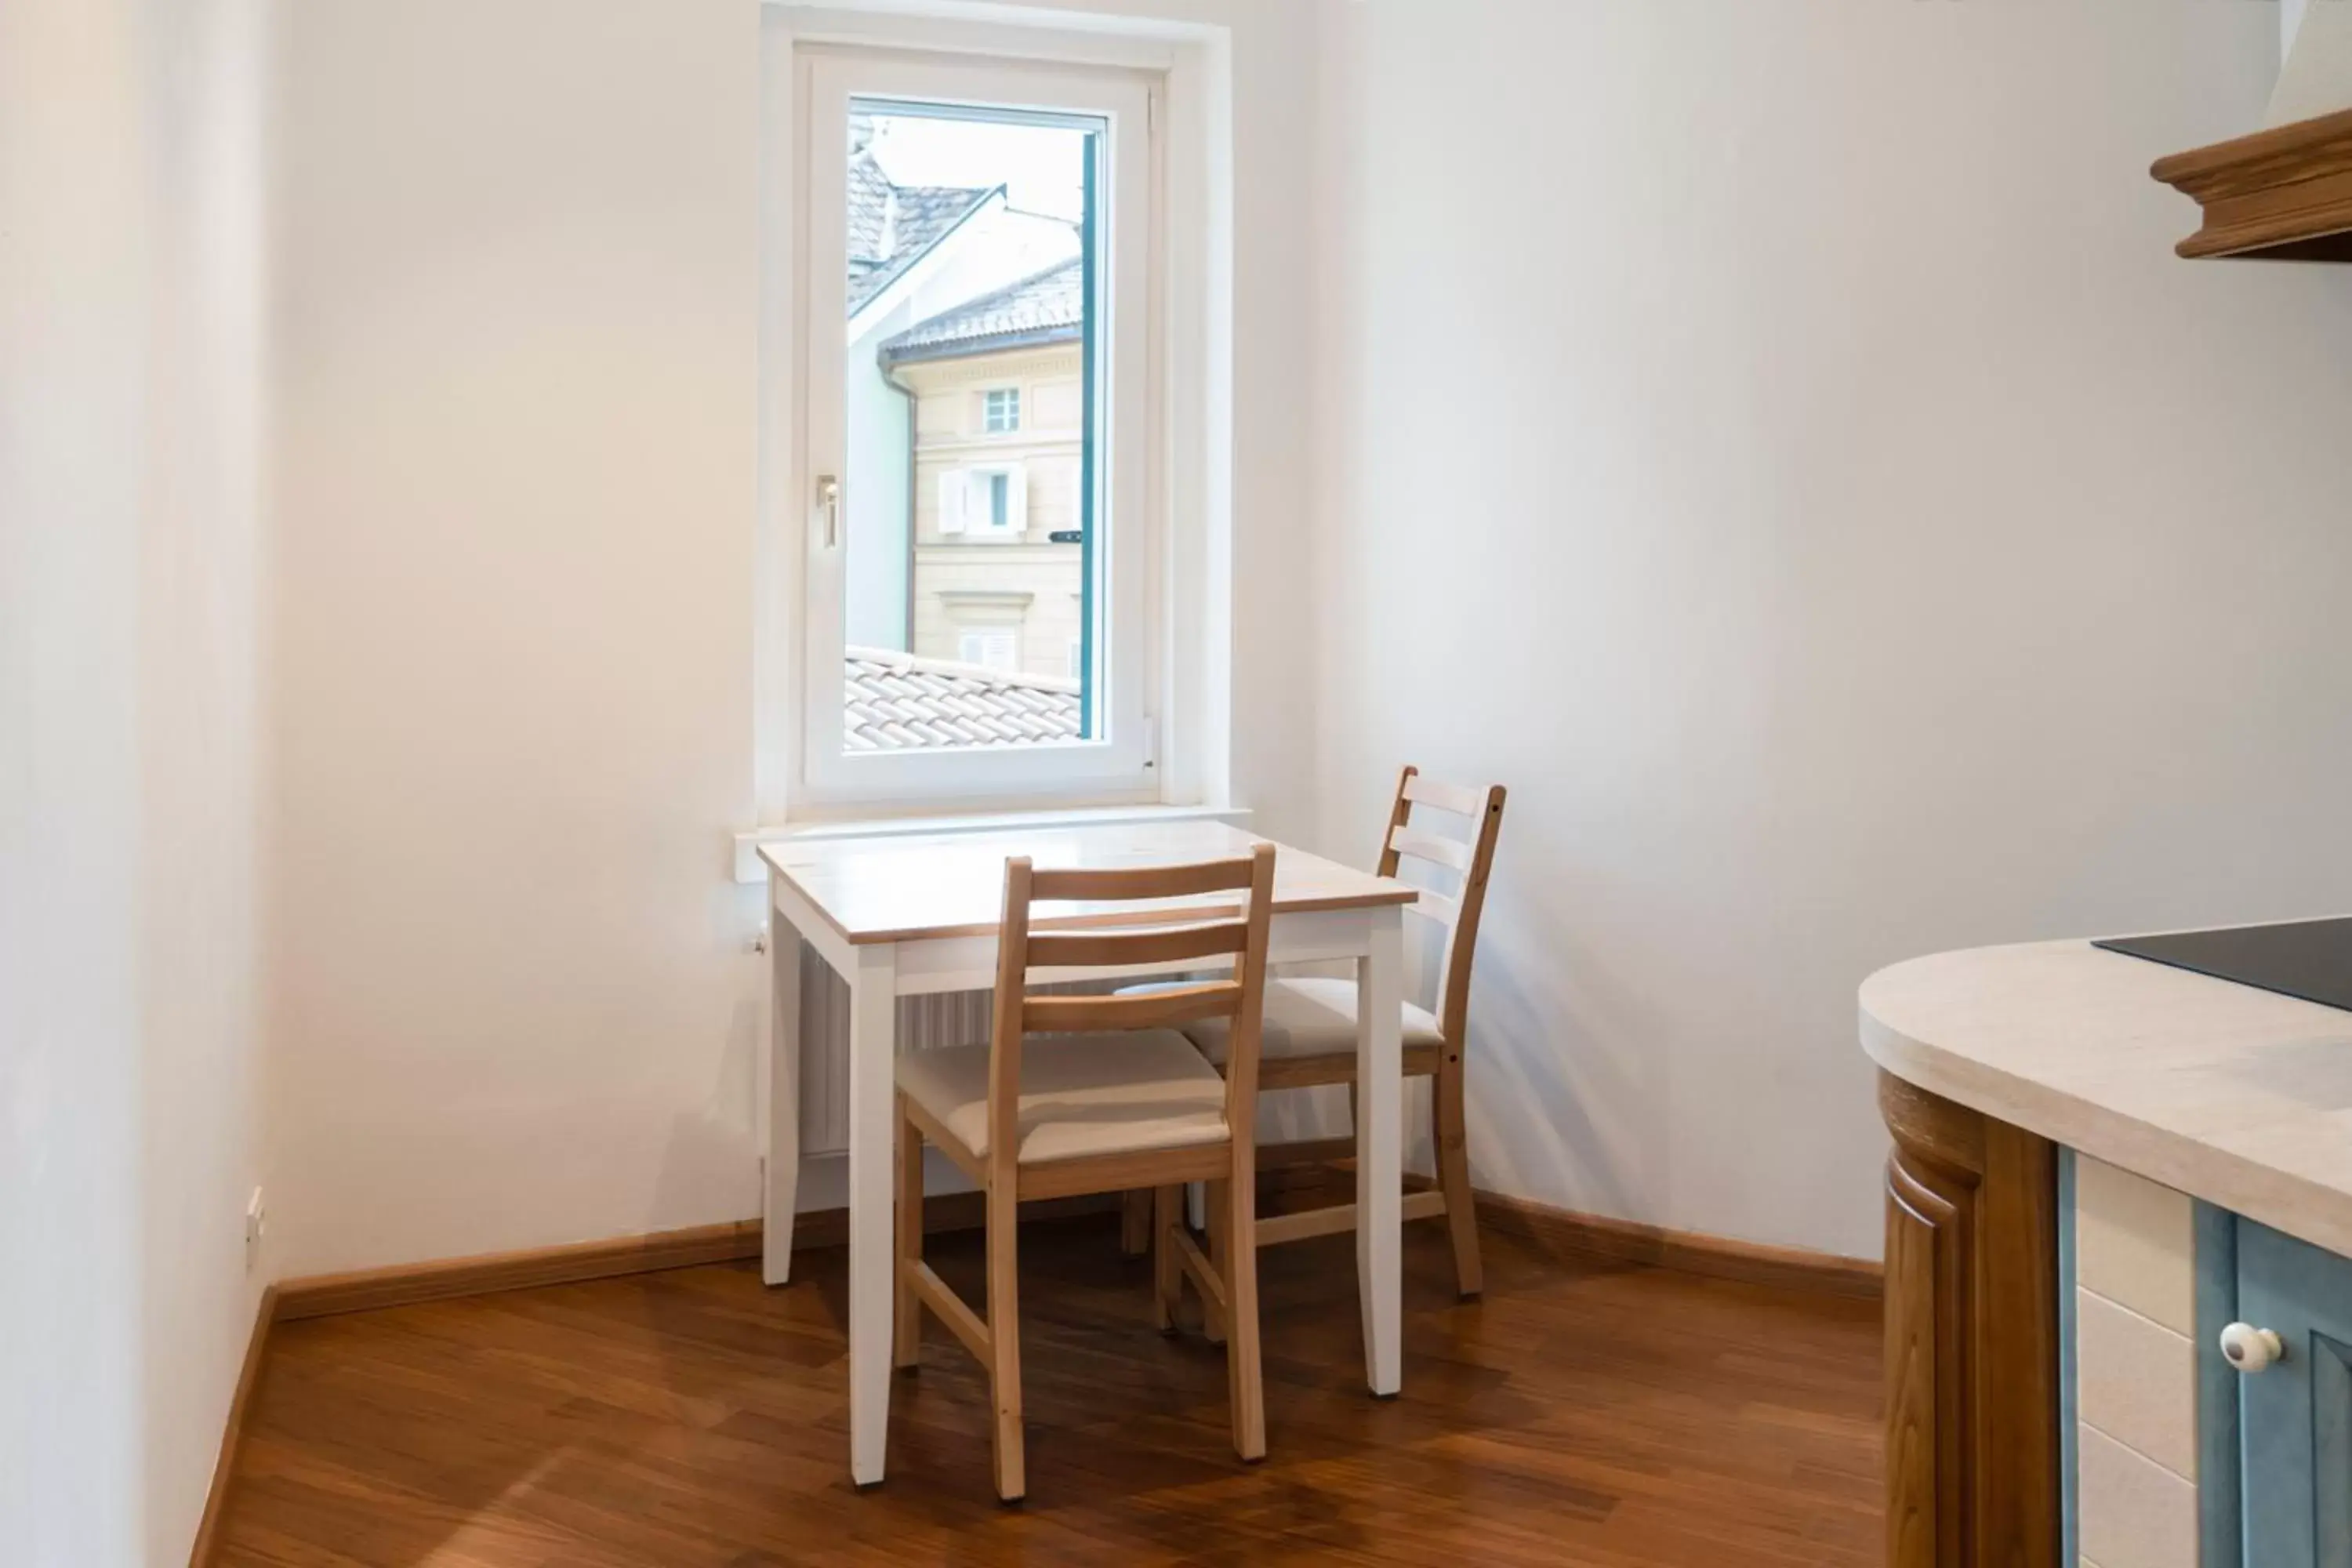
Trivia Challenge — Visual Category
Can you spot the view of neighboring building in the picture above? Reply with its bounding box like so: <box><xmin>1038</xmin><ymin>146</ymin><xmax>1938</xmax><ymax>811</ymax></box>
<box><xmin>839</xmin><ymin>113</ymin><xmax>1087</xmax><ymax>747</ymax></box>
<box><xmin>883</xmin><ymin>258</ymin><xmax>1084</xmax><ymax>683</ymax></box>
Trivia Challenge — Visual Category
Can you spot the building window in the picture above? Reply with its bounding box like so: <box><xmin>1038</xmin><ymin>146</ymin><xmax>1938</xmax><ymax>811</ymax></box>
<box><xmin>938</xmin><ymin>465</ymin><xmax>1025</xmax><ymax>541</ymax></box>
<box><xmin>793</xmin><ymin>48</ymin><xmax>1158</xmax><ymax>807</ymax></box>
<box><xmin>982</xmin><ymin>387</ymin><xmax>1021</xmax><ymax>434</ymax></box>
<box><xmin>959</xmin><ymin>630</ymin><xmax>1018</xmax><ymax>672</ymax></box>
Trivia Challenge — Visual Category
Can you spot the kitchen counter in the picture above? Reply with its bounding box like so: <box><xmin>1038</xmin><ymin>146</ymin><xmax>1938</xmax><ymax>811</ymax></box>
<box><xmin>1862</xmin><ymin>931</ymin><xmax>2352</xmax><ymax>1568</ymax></box>
<box><xmin>1863</xmin><ymin>935</ymin><xmax>2352</xmax><ymax>1260</ymax></box>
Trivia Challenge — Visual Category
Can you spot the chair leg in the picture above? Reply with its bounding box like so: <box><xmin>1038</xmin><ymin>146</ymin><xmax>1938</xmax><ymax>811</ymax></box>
<box><xmin>1201</xmin><ymin>1178</ymin><xmax>1229</xmax><ymax>1345</ymax></box>
<box><xmin>1434</xmin><ymin>1051</ymin><xmax>1483</xmax><ymax>1298</ymax></box>
<box><xmin>985</xmin><ymin>1175</ymin><xmax>1025</xmax><ymax>1503</ymax></box>
<box><xmin>895</xmin><ymin>1097</ymin><xmax>923</xmax><ymax>1370</ymax></box>
<box><xmin>1152</xmin><ymin>1185</ymin><xmax>1183</xmax><ymax>1333</ymax></box>
<box><xmin>1120</xmin><ymin>1188</ymin><xmax>1152</xmax><ymax>1258</ymax></box>
<box><xmin>1222</xmin><ymin>1158</ymin><xmax>1267</xmax><ymax>1462</ymax></box>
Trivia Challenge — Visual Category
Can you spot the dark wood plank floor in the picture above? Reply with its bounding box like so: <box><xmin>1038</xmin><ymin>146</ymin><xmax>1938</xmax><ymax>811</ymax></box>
<box><xmin>216</xmin><ymin>1213</ymin><xmax>1882</xmax><ymax>1566</ymax></box>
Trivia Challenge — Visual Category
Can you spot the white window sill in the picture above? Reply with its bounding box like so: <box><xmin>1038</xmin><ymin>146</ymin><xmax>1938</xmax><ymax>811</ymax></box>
<box><xmin>731</xmin><ymin>803</ymin><xmax>1248</xmax><ymax>884</ymax></box>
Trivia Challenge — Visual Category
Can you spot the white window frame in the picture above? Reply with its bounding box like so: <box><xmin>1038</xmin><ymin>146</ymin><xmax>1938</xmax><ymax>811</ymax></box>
<box><xmin>982</xmin><ymin>386</ymin><xmax>1021</xmax><ymax>434</ymax></box>
<box><xmin>794</xmin><ymin>49</ymin><xmax>1156</xmax><ymax>809</ymax></box>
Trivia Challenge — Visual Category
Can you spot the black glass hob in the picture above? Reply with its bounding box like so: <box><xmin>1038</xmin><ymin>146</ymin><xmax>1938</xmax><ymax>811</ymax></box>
<box><xmin>2094</xmin><ymin>917</ymin><xmax>2352</xmax><ymax>1015</ymax></box>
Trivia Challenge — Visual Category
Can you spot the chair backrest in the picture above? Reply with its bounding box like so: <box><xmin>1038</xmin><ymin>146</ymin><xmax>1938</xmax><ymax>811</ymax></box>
<box><xmin>1374</xmin><ymin>767</ymin><xmax>1507</xmax><ymax>1048</ymax></box>
<box><xmin>987</xmin><ymin>844</ymin><xmax>1278</xmax><ymax>1165</ymax></box>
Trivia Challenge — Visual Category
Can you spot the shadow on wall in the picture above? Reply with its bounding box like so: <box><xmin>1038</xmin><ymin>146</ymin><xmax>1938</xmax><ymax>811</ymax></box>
<box><xmin>1460</xmin><ymin>884</ymin><xmax>1669</xmax><ymax>1229</ymax></box>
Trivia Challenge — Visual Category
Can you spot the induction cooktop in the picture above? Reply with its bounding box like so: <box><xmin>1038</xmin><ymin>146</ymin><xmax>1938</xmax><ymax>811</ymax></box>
<box><xmin>2094</xmin><ymin>916</ymin><xmax>2352</xmax><ymax>1015</ymax></box>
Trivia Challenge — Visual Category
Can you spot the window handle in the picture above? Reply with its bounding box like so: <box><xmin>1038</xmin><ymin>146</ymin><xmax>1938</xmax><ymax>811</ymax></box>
<box><xmin>817</xmin><ymin>474</ymin><xmax>840</xmax><ymax>548</ymax></box>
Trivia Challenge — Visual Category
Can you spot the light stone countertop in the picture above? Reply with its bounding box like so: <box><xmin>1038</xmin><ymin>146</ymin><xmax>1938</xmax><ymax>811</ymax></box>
<box><xmin>1861</xmin><ymin>937</ymin><xmax>2352</xmax><ymax>1260</ymax></box>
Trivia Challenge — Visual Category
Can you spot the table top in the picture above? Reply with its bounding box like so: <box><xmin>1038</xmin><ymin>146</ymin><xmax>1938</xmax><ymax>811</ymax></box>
<box><xmin>1862</xmin><ymin>934</ymin><xmax>2352</xmax><ymax>1260</ymax></box>
<box><xmin>760</xmin><ymin>818</ymin><xmax>1414</xmax><ymax>946</ymax></box>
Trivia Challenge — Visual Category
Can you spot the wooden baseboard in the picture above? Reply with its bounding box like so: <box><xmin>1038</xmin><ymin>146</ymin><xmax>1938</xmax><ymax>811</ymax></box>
<box><xmin>269</xmin><ymin>1184</ymin><xmax>1876</xmax><ymax>1327</ymax></box>
<box><xmin>1262</xmin><ymin>1158</ymin><xmax>1880</xmax><ymax>1300</ymax></box>
<box><xmin>188</xmin><ymin>1283</ymin><xmax>277</xmax><ymax>1568</ymax></box>
<box><xmin>277</xmin><ymin>1219</ymin><xmax>765</xmax><ymax>1320</ymax></box>
<box><xmin>1475</xmin><ymin>1191</ymin><xmax>1882</xmax><ymax>1299</ymax></box>
<box><xmin>274</xmin><ymin>1193</ymin><xmax>1118</xmax><ymax>1322</ymax></box>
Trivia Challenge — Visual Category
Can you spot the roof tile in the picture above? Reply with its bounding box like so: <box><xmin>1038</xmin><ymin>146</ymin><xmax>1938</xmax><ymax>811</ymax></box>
<box><xmin>843</xmin><ymin>648</ymin><xmax>1081</xmax><ymax>752</ymax></box>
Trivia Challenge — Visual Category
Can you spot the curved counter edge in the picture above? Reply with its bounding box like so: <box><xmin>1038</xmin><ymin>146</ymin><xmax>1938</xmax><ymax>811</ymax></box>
<box><xmin>1860</xmin><ymin>937</ymin><xmax>2352</xmax><ymax>1263</ymax></box>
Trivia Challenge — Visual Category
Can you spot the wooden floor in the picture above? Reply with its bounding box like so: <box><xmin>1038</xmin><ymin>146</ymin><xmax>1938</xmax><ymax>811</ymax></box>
<box><xmin>216</xmin><ymin>1212</ymin><xmax>1882</xmax><ymax>1566</ymax></box>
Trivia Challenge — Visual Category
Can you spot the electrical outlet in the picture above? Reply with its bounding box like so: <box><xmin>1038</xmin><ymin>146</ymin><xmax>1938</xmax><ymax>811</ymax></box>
<box><xmin>245</xmin><ymin>1187</ymin><xmax>266</xmax><ymax>1271</ymax></box>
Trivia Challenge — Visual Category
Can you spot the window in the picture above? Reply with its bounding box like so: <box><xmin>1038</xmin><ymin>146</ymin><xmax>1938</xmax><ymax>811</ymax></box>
<box><xmin>958</xmin><ymin>630</ymin><xmax>1018</xmax><ymax>672</ymax></box>
<box><xmin>795</xmin><ymin>49</ymin><xmax>1156</xmax><ymax>808</ymax></box>
<box><xmin>938</xmin><ymin>465</ymin><xmax>1025</xmax><ymax>541</ymax></box>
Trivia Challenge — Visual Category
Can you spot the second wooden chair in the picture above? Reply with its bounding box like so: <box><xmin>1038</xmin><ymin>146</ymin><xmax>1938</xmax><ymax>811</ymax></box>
<box><xmin>1120</xmin><ymin>767</ymin><xmax>1504</xmax><ymax>1298</ymax></box>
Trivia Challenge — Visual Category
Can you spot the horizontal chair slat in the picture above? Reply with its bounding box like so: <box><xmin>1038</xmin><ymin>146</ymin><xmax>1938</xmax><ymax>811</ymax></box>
<box><xmin>1024</xmin><ymin>920</ymin><xmax>1247</xmax><ymax>970</ymax></box>
<box><xmin>1256</xmin><ymin>1190</ymin><xmax>1450</xmax><ymax>1249</ymax></box>
<box><xmin>1023</xmin><ymin>982</ymin><xmax>1241</xmax><ymax>1033</ymax></box>
<box><xmin>1401</xmin><ymin>775</ymin><xmax>1486</xmax><ymax>816</ymax></box>
<box><xmin>1027</xmin><ymin>855</ymin><xmax>1260</xmax><ymax>904</ymax></box>
<box><xmin>1388</xmin><ymin>826</ymin><xmax>1473</xmax><ymax>873</ymax></box>
<box><xmin>1413</xmin><ymin>887</ymin><xmax>1462</xmax><ymax>925</ymax></box>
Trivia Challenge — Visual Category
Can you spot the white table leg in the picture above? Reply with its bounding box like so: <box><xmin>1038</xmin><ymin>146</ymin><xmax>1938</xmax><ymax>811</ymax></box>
<box><xmin>846</xmin><ymin>941</ymin><xmax>898</xmax><ymax>1486</ymax></box>
<box><xmin>1356</xmin><ymin>906</ymin><xmax>1404</xmax><ymax>1396</ymax></box>
<box><xmin>762</xmin><ymin>881</ymin><xmax>802</xmax><ymax>1286</ymax></box>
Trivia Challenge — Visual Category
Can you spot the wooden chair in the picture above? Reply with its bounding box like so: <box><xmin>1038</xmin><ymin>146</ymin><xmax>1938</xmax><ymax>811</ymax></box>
<box><xmin>1124</xmin><ymin>768</ymin><xmax>1504</xmax><ymax>1299</ymax></box>
<box><xmin>894</xmin><ymin>844</ymin><xmax>1277</xmax><ymax>1502</ymax></box>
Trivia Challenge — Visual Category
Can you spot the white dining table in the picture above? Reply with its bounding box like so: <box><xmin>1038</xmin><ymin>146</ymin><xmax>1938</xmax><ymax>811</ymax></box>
<box><xmin>757</xmin><ymin>818</ymin><xmax>1417</xmax><ymax>1486</ymax></box>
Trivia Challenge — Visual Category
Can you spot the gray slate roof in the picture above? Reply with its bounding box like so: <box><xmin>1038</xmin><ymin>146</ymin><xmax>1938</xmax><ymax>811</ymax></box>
<box><xmin>880</xmin><ymin>258</ymin><xmax>1083</xmax><ymax>365</ymax></box>
<box><xmin>846</xmin><ymin>116</ymin><xmax>998</xmax><ymax>316</ymax></box>
<box><xmin>844</xmin><ymin>647</ymin><xmax>1080</xmax><ymax>751</ymax></box>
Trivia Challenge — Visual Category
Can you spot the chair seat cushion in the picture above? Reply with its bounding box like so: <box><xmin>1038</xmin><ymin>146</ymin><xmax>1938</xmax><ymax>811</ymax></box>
<box><xmin>895</xmin><ymin>1029</ymin><xmax>1230</xmax><ymax>1165</ymax></box>
<box><xmin>1118</xmin><ymin>975</ymin><xmax>1445</xmax><ymax>1065</ymax></box>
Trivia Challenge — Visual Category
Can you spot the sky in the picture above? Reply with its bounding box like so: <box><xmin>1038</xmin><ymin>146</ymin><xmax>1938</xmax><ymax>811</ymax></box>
<box><xmin>865</xmin><ymin>109</ymin><xmax>1091</xmax><ymax>223</ymax></box>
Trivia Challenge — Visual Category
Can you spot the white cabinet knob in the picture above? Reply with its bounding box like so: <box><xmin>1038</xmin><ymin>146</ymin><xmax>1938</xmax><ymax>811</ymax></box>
<box><xmin>2220</xmin><ymin>1321</ymin><xmax>2284</xmax><ymax>1374</ymax></box>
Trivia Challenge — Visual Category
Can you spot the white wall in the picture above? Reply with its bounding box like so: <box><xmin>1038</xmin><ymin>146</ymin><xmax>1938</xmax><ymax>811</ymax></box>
<box><xmin>1</xmin><ymin>0</ymin><xmax>274</xmax><ymax>1560</ymax></box>
<box><xmin>139</xmin><ymin>0</ymin><xmax>275</xmax><ymax>1557</ymax></box>
<box><xmin>0</xmin><ymin>6</ymin><xmax>151</xmax><ymax>1555</ymax></box>
<box><xmin>1309</xmin><ymin>0</ymin><xmax>2352</xmax><ymax>1261</ymax></box>
<box><xmin>268</xmin><ymin>0</ymin><xmax>767</xmax><ymax>1276</ymax></box>
<box><xmin>265</xmin><ymin>0</ymin><xmax>1321</xmax><ymax>1278</ymax></box>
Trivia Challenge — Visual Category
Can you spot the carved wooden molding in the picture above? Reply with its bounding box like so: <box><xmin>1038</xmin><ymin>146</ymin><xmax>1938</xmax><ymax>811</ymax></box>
<box><xmin>1878</xmin><ymin>1072</ymin><xmax>2063</xmax><ymax>1568</ymax></box>
<box><xmin>2151</xmin><ymin>105</ymin><xmax>2352</xmax><ymax>260</ymax></box>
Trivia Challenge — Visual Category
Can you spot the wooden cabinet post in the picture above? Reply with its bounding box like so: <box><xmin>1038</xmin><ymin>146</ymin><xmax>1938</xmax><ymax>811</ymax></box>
<box><xmin>1879</xmin><ymin>1071</ymin><xmax>2062</xmax><ymax>1568</ymax></box>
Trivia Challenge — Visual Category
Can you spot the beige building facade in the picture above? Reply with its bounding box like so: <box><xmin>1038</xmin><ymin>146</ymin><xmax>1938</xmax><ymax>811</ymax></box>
<box><xmin>898</xmin><ymin>339</ymin><xmax>1085</xmax><ymax>682</ymax></box>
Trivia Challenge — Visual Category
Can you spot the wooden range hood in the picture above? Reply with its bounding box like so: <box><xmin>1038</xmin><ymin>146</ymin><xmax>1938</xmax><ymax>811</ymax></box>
<box><xmin>2151</xmin><ymin>105</ymin><xmax>2352</xmax><ymax>261</ymax></box>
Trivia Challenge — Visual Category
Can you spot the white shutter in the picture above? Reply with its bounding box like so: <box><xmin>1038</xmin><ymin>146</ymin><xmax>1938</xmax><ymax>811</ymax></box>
<box><xmin>937</xmin><ymin>468</ymin><xmax>967</xmax><ymax>535</ymax></box>
<box><xmin>1006</xmin><ymin>466</ymin><xmax>1029</xmax><ymax>535</ymax></box>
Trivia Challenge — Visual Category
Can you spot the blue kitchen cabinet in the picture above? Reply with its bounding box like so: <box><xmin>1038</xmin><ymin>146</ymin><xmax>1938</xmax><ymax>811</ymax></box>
<box><xmin>2233</xmin><ymin>1218</ymin><xmax>2352</xmax><ymax>1568</ymax></box>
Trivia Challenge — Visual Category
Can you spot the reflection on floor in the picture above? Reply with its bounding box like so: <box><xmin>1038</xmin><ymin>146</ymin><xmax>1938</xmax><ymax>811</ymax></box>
<box><xmin>216</xmin><ymin>1208</ymin><xmax>1881</xmax><ymax>1566</ymax></box>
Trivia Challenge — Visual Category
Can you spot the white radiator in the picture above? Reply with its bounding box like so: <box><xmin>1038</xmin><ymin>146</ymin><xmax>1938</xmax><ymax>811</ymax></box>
<box><xmin>792</xmin><ymin>945</ymin><xmax>982</xmax><ymax>1156</ymax></box>
<box><xmin>790</xmin><ymin>945</ymin><xmax>1117</xmax><ymax>1156</ymax></box>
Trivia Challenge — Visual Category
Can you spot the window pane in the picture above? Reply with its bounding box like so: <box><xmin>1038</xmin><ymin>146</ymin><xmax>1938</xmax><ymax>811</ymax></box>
<box><xmin>840</xmin><ymin>101</ymin><xmax>1100</xmax><ymax>754</ymax></box>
